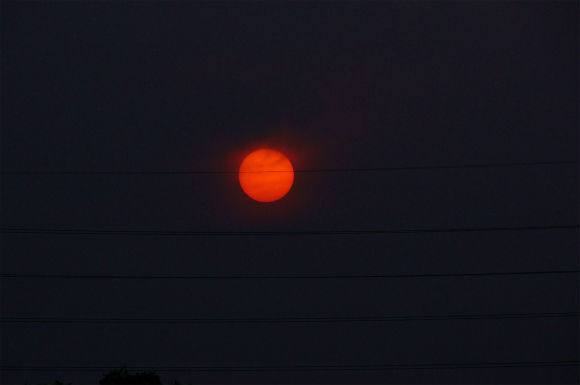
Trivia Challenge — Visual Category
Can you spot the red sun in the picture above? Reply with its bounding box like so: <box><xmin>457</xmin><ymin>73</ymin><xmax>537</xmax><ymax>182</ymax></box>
<box><xmin>239</xmin><ymin>149</ymin><xmax>294</xmax><ymax>202</ymax></box>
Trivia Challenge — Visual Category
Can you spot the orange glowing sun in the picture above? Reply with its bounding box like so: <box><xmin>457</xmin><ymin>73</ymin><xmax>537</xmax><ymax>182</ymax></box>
<box><xmin>239</xmin><ymin>149</ymin><xmax>294</xmax><ymax>202</ymax></box>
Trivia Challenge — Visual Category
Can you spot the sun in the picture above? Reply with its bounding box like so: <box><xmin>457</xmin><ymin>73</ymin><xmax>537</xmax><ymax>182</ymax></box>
<box><xmin>239</xmin><ymin>149</ymin><xmax>294</xmax><ymax>202</ymax></box>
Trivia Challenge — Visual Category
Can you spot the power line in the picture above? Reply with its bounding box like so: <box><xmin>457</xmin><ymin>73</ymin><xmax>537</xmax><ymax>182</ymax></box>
<box><xmin>1</xmin><ymin>312</ymin><xmax>577</xmax><ymax>324</ymax></box>
<box><xmin>1</xmin><ymin>224</ymin><xmax>577</xmax><ymax>236</ymax></box>
<box><xmin>1</xmin><ymin>361</ymin><xmax>577</xmax><ymax>372</ymax></box>
<box><xmin>1</xmin><ymin>160</ymin><xmax>577</xmax><ymax>175</ymax></box>
<box><xmin>2</xmin><ymin>269</ymin><xmax>578</xmax><ymax>280</ymax></box>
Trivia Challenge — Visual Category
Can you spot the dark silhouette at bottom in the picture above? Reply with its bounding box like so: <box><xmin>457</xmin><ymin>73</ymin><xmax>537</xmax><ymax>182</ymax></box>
<box><xmin>99</xmin><ymin>367</ymin><xmax>162</xmax><ymax>384</ymax></box>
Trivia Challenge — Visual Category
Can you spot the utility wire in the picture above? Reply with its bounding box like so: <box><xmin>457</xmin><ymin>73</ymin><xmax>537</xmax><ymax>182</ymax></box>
<box><xmin>1</xmin><ymin>361</ymin><xmax>577</xmax><ymax>372</ymax></box>
<box><xmin>1</xmin><ymin>160</ymin><xmax>577</xmax><ymax>175</ymax></box>
<box><xmin>2</xmin><ymin>269</ymin><xmax>578</xmax><ymax>280</ymax></box>
<box><xmin>1</xmin><ymin>224</ymin><xmax>577</xmax><ymax>236</ymax></box>
<box><xmin>1</xmin><ymin>312</ymin><xmax>577</xmax><ymax>324</ymax></box>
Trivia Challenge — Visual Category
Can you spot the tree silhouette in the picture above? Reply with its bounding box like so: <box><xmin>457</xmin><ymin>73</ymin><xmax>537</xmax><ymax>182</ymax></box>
<box><xmin>99</xmin><ymin>367</ymin><xmax>161</xmax><ymax>384</ymax></box>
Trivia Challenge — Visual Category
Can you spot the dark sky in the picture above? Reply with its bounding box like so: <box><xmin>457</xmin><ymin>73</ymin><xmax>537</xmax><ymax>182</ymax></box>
<box><xmin>1</xmin><ymin>1</ymin><xmax>578</xmax><ymax>384</ymax></box>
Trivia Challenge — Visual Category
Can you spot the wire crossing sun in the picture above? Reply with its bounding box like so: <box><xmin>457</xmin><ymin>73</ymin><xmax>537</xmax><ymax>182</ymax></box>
<box><xmin>239</xmin><ymin>149</ymin><xmax>294</xmax><ymax>202</ymax></box>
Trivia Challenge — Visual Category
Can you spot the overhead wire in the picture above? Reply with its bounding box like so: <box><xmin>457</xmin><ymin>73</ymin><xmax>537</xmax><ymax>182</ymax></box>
<box><xmin>1</xmin><ymin>361</ymin><xmax>578</xmax><ymax>371</ymax></box>
<box><xmin>2</xmin><ymin>269</ymin><xmax>578</xmax><ymax>280</ymax></box>
<box><xmin>1</xmin><ymin>224</ymin><xmax>577</xmax><ymax>236</ymax></box>
<box><xmin>1</xmin><ymin>160</ymin><xmax>577</xmax><ymax>175</ymax></box>
<box><xmin>1</xmin><ymin>312</ymin><xmax>577</xmax><ymax>324</ymax></box>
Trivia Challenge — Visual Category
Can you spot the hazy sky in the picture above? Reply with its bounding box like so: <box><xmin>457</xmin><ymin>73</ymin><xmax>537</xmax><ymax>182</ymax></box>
<box><xmin>1</xmin><ymin>1</ymin><xmax>578</xmax><ymax>384</ymax></box>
